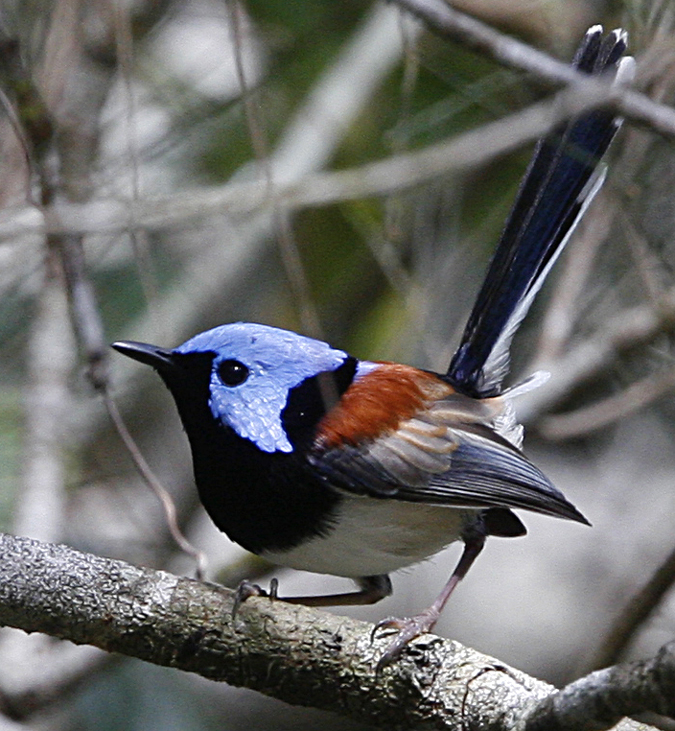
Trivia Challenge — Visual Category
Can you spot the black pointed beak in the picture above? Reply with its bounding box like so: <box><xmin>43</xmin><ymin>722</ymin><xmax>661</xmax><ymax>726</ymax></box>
<box><xmin>111</xmin><ymin>340</ymin><xmax>176</xmax><ymax>371</ymax></box>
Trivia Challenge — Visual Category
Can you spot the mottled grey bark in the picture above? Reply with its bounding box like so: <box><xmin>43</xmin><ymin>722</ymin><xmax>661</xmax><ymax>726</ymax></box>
<box><xmin>0</xmin><ymin>532</ymin><xmax>664</xmax><ymax>731</ymax></box>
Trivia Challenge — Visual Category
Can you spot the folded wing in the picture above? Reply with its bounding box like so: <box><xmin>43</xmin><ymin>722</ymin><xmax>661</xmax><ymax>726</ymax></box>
<box><xmin>310</xmin><ymin>388</ymin><xmax>587</xmax><ymax>524</ymax></box>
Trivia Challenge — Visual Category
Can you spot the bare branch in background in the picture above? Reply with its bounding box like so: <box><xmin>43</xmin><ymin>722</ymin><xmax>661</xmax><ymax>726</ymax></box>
<box><xmin>0</xmin><ymin>70</ymin><xmax>655</xmax><ymax>249</ymax></box>
<box><xmin>622</xmin><ymin>207</ymin><xmax>672</xmax><ymax>306</ymax></box>
<box><xmin>44</xmin><ymin>1</ymin><xmax>206</xmax><ymax>579</ymax></box>
<box><xmin>533</xmin><ymin>191</ymin><xmax>616</xmax><ymax>364</ymax></box>
<box><xmin>589</xmin><ymin>546</ymin><xmax>675</xmax><ymax>673</ymax></box>
<box><xmin>107</xmin><ymin>1</ymin><xmax>413</xmax><ymax>376</ymax></box>
<box><xmin>0</xmin><ymin>5</ymin><xmax>114</xmax><ymax>721</ymax></box>
<box><xmin>0</xmin><ymin>2</ymin><xmax>204</xmax><ymax>718</ymax></box>
<box><xmin>104</xmin><ymin>393</ymin><xmax>207</xmax><ymax>580</ymax></box>
<box><xmin>526</xmin><ymin>641</ymin><xmax>675</xmax><ymax>730</ymax></box>
<box><xmin>227</xmin><ymin>0</ymin><xmax>326</xmax><ymax>341</ymax></box>
<box><xmin>390</xmin><ymin>0</ymin><xmax>675</xmax><ymax>136</ymax></box>
<box><xmin>540</xmin><ymin>368</ymin><xmax>675</xmax><ymax>440</ymax></box>
<box><xmin>517</xmin><ymin>288</ymin><xmax>675</xmax><ymax>423</ymax></box>
<box><xmin>112</xmin><ymin>0</ymin><xmax>160</xmax><ymax>315</ymax></box>
<box><xmin>15</xmin><ymin>266</ymin><xmax>73</xmax><ymax>544</ymax></box>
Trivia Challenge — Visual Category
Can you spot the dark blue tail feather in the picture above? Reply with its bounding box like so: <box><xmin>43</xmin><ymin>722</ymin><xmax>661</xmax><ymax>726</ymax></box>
<box><xmin>447</xmin><ymin>27</ymin><xmax>630</xmax><ymax>398</ymax></box>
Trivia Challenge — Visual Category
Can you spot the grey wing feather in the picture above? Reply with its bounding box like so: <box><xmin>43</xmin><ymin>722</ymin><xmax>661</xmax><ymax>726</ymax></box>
<box><xmin>310</xmin><ymin>401</ymin><xmax>587</xmax><ymax>525</ymax></box>
<box><xmin>398</xmin><ymin>437</ymin><xmax>587</xmax><ymax>523</ymax></box>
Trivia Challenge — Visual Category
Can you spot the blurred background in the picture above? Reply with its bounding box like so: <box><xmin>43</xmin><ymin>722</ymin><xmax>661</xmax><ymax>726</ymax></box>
<box><xmin>0</xmin><ymin>0</ymin><xmax>674</xmax><ymax>729</ymax></box>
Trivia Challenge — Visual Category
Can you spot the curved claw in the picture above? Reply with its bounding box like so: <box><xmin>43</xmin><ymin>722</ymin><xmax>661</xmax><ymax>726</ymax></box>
<box><xmin>370</xmin><ymin>616</ymin><xmax>406</xmax><ymax>643</ymax></box>
<box><xmin>372</xmin><ymin>608</ymin><xmax>440</xmax><ymax>671</ymax></box>
<box><xmin>232</xmin><ymin>579</ymin><xmax>274</xmax><ymax>620</ymax></box>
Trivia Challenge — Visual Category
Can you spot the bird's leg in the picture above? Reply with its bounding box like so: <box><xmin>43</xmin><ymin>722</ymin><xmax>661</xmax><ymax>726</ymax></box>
<box><xmin>281</xmin><ymin>574</ymin><xmax>392</xmax><ymax>607</ymax></box>
<box><xmin>233</xmin><ymin>574</ymin><xmax>391</xmax><ymax>617</ymax></box>
<box><xmin>373</xmin><ymin>528</ymin><xmax>486</xmax><ymax>669</ymax></box>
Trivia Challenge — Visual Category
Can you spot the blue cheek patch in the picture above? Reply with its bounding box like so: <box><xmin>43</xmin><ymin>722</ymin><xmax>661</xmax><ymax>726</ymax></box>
<box><xmin>188</xmin><ymin>322</ymin><xmax>351</xmax><ymax>454</ymax></box>
<box><xmin>209</xmin><ymin>370</ymin><xmax>293</xmax><ymax>453</ymax></box>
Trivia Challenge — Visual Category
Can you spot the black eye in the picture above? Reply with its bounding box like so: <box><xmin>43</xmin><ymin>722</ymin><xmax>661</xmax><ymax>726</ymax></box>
<box><xmin>217</xmin><ymin>359</ymin><xmax>249</xmax><ymax>386</ymax></box>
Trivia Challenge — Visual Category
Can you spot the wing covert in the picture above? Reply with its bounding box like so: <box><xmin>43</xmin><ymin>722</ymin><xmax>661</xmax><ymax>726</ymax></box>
<box><xmin>309</xmin><ymin>395</ymin><xmax>587</xmax><ymax>524</ymax></box>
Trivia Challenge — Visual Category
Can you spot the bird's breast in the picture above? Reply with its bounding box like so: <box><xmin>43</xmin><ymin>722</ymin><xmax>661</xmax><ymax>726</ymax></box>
<box><xmin>193</xmin><ymin>443</ymin><xmax>342</xmax><ymax>557</ymax></box>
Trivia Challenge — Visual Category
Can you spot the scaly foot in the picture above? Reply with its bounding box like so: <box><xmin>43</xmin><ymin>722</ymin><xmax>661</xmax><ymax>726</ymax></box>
<box><xmin>371</xmin><ymin>606</ymin><xmax>441</xmax><ymax>670</ymax></box>
<box><xmin>232</xmin><ymin>578</ymin><xmax>279</xmax><ymax>618</ymax></box>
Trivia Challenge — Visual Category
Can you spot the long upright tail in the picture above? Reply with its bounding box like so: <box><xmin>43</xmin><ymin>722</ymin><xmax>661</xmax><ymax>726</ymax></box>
<box><xmin>447</xmin><ymin>26</ymin><xmax>634</xmax><ymax>398</ymax></box>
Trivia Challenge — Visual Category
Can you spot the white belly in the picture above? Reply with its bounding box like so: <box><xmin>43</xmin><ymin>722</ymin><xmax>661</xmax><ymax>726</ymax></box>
<box><xmin>262</xmin><ymin>497</ymin><xmax>473</xmax><ymax>578</ymax></box>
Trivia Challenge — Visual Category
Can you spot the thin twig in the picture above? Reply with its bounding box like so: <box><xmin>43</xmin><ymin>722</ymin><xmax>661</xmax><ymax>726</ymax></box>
<box><xmin>227</xmin><ymin>0</ymin><xmax>325</xmax><ymax>340</ymax></box>
<box><xmin>0</xmin><ymin>85</ymin><xmax>38</xmax><ymax>207</ymax></box>
<box><xmin>103</xmin><ymin>393</ymin><xmax>207</xmax><ymax>580</ymax></box>
<box><xmin>589</xmin><ymin>547</ymin><xmax>675</xmax><ymax>671</ymax></box>
<box><xmin>48</xmin><ymin>168</ymin><xmax>207</xmax><ymax>578</ymax></box>
<box><xmin>44</xmin><ymin>209</ymin><xmax>207</xmax><ymax>580</ymax></box>
<box><xmin>112</xmin><ymin>0</ymin><xmax>160</xmax><ymax>318</ymax></box>
<box><xmin>621</xmin><ymin>207</ymin><xmax>671</xmax><ymax>306</ymax></box>
<box><xmin>533</xmin><ymin>191</ymin><xmax>617</xmax><ymax>364</ymax></box>
<box><xmin>0</xmin><ymin>72</ymin><xmax>643</xmax><ymax>246</ymax></box>
<box><xmin>540</xmin><ymin>367</ymin><xmax>675</xmax><ymax>440</ymax></box>
<box><xmin>517</xmin><ymin>287</ymin><xmax>675</xmax><ymax>422</ymax></box>
<box><xmin>227</xmin><ymin>0</ymin><xmax>269</xmax><ymax>167</ymax></box>
<box><xmin>389</xmin><ymin>0</ymin><xmax>675</xmax><ymax>137</ymax></box>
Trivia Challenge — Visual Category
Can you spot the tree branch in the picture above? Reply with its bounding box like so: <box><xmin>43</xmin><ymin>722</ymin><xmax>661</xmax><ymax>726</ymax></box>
<box><xmin>516</xmin><ymin>287</ymin><xmax>675</xmax><ymax>423</ymax></box>
<box><xmin>389</xmin><ymin>0</ymin><xmax>675</xmax><ymax>136</ymax></box>
<box><xmin>0</xmin><ymin>532</ymin><xmax>667</xmax><ymax>730</ymax></box>
<box><xmin>0</xmin><ymin>77</ymin><xmax>643</xmax><ymax>246</ymax></box>
<box><xmin>525</xmin><ymin>643</ymin><xmax>675</xmax><ymax>730</ymax></box>
<box><xmin>588</xmin><ymin>546</ymin><xmax>675</xmax><ymax>672</ymax></box>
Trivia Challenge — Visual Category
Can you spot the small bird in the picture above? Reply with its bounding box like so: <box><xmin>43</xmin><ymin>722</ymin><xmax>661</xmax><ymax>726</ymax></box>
<box><xmin>113</xmin><ymin>27</ymin><xmax>632</xmax><ymax>666</ymax></box>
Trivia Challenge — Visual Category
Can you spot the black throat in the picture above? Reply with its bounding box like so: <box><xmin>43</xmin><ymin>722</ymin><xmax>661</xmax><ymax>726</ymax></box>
<box><xmin>157</xmin><ymin>352</ymin><xmax>356</xmax><ymax>555</ymax></box>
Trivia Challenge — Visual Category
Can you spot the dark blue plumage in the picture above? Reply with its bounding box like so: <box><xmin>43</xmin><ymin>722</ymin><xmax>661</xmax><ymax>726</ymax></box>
<box><xmin>113</xmin><ymin>27</ymin><xmax>631</xmax><ymax>666</ymax></box>
<box><xmin>447</xmin><ymin>26</ymin><xmax>631</xmax><ymax>398</ymax></box>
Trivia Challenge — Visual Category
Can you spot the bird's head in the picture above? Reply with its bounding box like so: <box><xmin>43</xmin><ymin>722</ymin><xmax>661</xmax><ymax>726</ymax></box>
<box><xmin>112</xmin><ymin>323</ymin><xmax>360</xmax><ymax>454</ymax></box>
